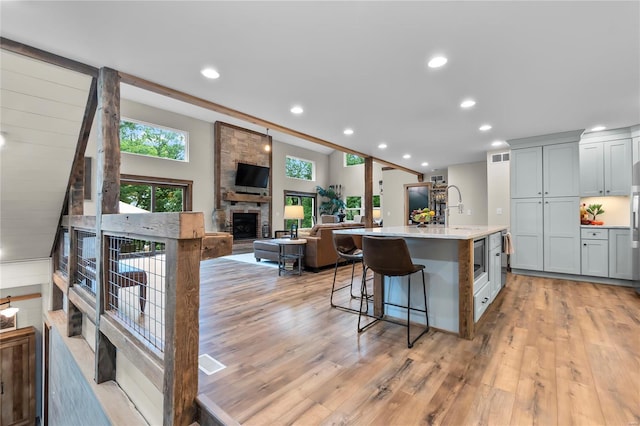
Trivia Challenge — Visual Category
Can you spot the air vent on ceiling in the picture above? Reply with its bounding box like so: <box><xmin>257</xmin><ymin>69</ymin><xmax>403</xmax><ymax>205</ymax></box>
<box><xmin>430</xmin><ymin>175</ymin><xmax>445</xmax><ymax>183</ymax></box>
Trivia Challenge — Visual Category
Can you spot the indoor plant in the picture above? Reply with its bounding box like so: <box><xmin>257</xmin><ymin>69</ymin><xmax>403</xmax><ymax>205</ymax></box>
<box><xmin>586</xmin><ymin>203</ymin><xmax>605</xmax><ymax>225</ymax></box>
<box><xmin>316</xmin><ymin>185</ymin><xmax>346</xmax><ymax>215</ymax></box>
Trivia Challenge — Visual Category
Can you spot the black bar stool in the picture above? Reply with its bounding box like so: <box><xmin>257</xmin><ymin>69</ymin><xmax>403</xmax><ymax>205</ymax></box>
<box><xmin>330</xmin><ymin>233</ymin><xmax>365</xmax><ymax>313</ymax></box>
<box><xmin>358</xmin><ymin>236</ymin><xmax>429</xmax><ymax>348</ymax></box>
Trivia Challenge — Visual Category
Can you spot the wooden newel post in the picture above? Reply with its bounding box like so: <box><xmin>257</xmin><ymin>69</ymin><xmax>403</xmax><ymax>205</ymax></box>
<box><xmin>163</xmin><ymin>213</ymin><xmax>204</xmax><ymax>426</ymax></box>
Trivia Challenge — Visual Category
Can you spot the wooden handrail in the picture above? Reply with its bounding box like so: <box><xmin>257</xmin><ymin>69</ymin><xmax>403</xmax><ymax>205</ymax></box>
<box><xmin>0</xmin><ymin>293</ymin><xmax>41</xmax><ymax>305</ymax></box>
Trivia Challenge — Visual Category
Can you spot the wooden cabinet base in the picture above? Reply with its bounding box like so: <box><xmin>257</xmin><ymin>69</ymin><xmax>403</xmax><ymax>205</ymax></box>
<box><xmin>1</xmin><ymin>326</ymin><xmax>36</xmax><ymax>426</ymax></box>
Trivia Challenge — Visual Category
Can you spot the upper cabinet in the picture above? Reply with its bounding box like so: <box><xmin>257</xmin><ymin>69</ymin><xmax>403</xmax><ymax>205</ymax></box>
<box><xmin>511</xmin><ymin>147</ymin><xmax>542</xmax><ymax>198</ymax></box>
<box><xmin>511</xmin><ymin>142</ymin><xmax>579</xmax><ymax>199</ymax></box>
<box><xmin>580</xmin><ymin>129</ymin><xmax>632</xmax><ymax>197</ymax></box>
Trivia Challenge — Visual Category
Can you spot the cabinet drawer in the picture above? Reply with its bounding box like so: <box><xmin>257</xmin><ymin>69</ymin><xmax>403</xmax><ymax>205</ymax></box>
<box><xmin>581</xmin><ymin>228</ymin><xmax>608</xmax><ymax>240</ymax></box>
<box><xmin>474</xmin><ymin>282</ymin><xmax>491</xmax><ymax>322</ymax></box>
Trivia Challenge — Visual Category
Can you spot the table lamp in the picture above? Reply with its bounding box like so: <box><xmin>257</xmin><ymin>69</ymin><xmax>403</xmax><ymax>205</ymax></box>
<box><xmin>284</xmin><ymin>205</ymin><xmax>304</xmax><ymax>239</ymax></box>
<box><xmin>372</xmin><ymin>208</ymin><xmax>382</xmax><ymax>225</ymax></box>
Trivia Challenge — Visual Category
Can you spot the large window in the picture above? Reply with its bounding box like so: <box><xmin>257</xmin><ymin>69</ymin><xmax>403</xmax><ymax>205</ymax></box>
<box><xmin>120</xmin><ymin>175</ymin><xmax>192</xmax><ymax>213</ymax></box>
<box><xmin>345</xmin><ymin>153</ymin><xmax>365</xmax><ymax>166</ymax></box>
<box><xmin>284</xmin><ymin>191</ymin><xmax>316</xmax><ymax>229</ymax></box>
<box><xmin>120</xmin><ymin>119</ymin><xmax>188</xmax><ymax>161</ymax></box>
<box><xmin>345</xmin><ymin>196</ymin><xmax>362</xmax><ymax>220</ymax></box>
<box><xmin>285</xmin><ymin>156</ymin><xmax>315</xmax><ymax>181</ymax></box>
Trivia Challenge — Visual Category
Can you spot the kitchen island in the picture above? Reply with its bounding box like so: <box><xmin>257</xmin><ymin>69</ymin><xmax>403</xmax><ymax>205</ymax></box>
<box><xmin>335</xmin><ymin>225</ymin><xmax>508</xmax><ymax>340</ymax></box>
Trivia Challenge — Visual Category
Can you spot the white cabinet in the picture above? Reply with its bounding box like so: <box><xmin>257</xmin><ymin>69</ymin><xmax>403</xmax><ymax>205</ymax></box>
<box><xmin>609</xmin><ymin>229</ymin><xmax>632</xmax><ymax>280</ymax></box>
<box><xmin>544</xmin><ymin>197</ymin><xmax>581</xmax><ymax>274</ymax></box>
<box><xmin>580</xmin><ymin>139</ymin><xmax>632</xmax><ymax>196</ymax></box>
<box><xmin>581</xmin><ymin>238</ymin><xmax>609</xmax><ymax>277</ymax></box>
<box><xmin>510</xmin><ymin>142</ymin><xmax>580</xmax><ymax>273</ymax></box>
<box><xmin>511</xmin><ymin>147</ymin><xmax>543</xmax><ymax>198</ymax></box>
<box><xmin>510</xmin><ymin>198</ymin><xmax>543</xmax><ymax>271</ymax></box>
<box><xmin>488</xmin><ymin>232</ymin><xmax>502</xmax><ymax>302</ymax></box>
<box><xmin>543</xmin><ymin>143</ymin><xmax>580</xmax><ymax>197</ymax></box>
<box><xmin>633</xmin><ymin>136</ymin><xmax>639</xmax><ymax>165</ymax></box>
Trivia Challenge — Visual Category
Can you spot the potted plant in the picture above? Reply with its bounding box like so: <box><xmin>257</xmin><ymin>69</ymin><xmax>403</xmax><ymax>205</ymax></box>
<box><xmin>316</xmin><ymin>185</ymin><xmax>346</xmax><ymax>215</ymax></box>
<box><xmin>586</xmin><ymin>203</ymin><xmax>605</xmax><ymax>225</ymax></box>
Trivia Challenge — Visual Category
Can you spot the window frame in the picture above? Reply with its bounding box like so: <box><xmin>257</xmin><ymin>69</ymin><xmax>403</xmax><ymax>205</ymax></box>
<box><xmin>120</xmin><ymin>174</ymin><xmax>193</xmax><ymax>212</ymax></box>
<box><xmin>285</xmin><ymin>155</ymin><xmax>316</xmax><ymax>181</ymax></box>
<box><xmin>345</xmin><ymin>195</ymin><xmax>362</xmax><ymax>220</ymax></box>
<box><xmin>283</xmin><ymin>190</ymin><xmax>317</xmax><ymax>229</ymax></box>
<box><xmin>120</xmin><ymin>117</ymin><xmax>189</xmax><ymax>162</ymax></box>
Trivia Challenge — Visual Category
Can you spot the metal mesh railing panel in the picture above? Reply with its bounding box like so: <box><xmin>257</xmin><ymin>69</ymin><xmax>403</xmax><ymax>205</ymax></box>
<box><xmin>106</xmin><ymin>236</ymin><xmax>166</xmax><ymax>351</ymax></box>
<box><xmin>75</xmin><ymin>230</ymin><xmax>97</xmax><ymax>295</ymax></box>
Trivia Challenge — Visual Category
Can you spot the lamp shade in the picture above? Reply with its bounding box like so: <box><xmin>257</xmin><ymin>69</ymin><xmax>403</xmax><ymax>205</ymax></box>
<box><xmin>372</xmin><ymin>209</ymin><xmax>382</xmax><ymax>220</ymax></box>
<box><xmin>284</xmin><ymin>205</ymin><xmax>305</xmax><ymax>220</ymax></box>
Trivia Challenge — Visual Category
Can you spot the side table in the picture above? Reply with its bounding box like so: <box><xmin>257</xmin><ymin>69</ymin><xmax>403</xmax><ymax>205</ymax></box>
<box><xmin>274</xmin><ymin>238</ymin><xmax>307</xmax><ymax>276</ymax></box>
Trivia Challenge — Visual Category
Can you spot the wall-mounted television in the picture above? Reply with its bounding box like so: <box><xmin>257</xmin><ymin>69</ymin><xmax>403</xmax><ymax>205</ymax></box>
<box><xmin>235</xmin><ymin>162</ymin><xmax>270</xmax><ymax>188</ymax></box>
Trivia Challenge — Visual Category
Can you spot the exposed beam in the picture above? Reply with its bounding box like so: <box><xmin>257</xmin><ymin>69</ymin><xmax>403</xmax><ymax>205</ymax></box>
<box><xmin>94</xmin><ymin>67</ymin><xmax>121</xmax><ymax>384</ymax></box>
<box><xmin>364</xmin><ymin>157</ymin><xmax>374</xmax><ymax>228</ymax></box>
<box><xmin>0</xmin><ymin>37</ymin><xmax>98</xmax><ymax>77</ymax></box>
<box><xmin>50</xmin><ymin>77</ymin><xmax>98</xmax><ymax>257</ymax></box>
<box><xmin>119</xmin><ymin>72</ymin><xmax>422</xmax><ymax>177</ymax></box>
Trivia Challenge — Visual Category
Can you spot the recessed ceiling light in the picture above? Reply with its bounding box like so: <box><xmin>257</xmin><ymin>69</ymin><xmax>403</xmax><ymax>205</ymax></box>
<box><xmin>201</xmin><ymin>68</ymin><xmax>220</xmax><ymax>79</ymax></box>
<box><xmin>343</xmin><ymin>128</ymin><xmax>354</xmax><ymax>135</ymax></box>
<box><xmin>460</xmin><ymin>99</ymin><xmax>476</xmax><ymax>109</ymax></box>
<box><xmin>290</xmin><ymin>105</ymin><xmax>303</xmax><ymax>115</ymax></box>
<box><xmin>428</xmin><ymin>56</ymin><xmax>448</xmax><ymax>68</ymax></box>
<box><xmin>403</xmin><ymin>154</ymin><xmax>411</xmax><ymax>159</ymax></box>
<box><xmin>378</xmin><ymin>143</ymin><xmax>387</xmax><ymax>149</ymax></box>
<box><xmin>491</xmin><ymin>140</ymin><xmax>505</xmax><ymax>147</ymax></box>
<box><xmin>479</xmin><ymin>124</ymin><xmax>492</xmax><ymax>131</ymax></box>
<box><xmin>591</xmin><ymin>125</ymin><xmax>606</xmax><ymax>132</ymax></box>
<box><xmin>421</xmin><ymin>162</ymin><xmax>429</xmax><ymax>167</ymax></box>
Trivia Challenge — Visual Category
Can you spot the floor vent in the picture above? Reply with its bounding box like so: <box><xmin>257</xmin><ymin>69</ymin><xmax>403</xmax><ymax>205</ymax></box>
<box><xmin>198</xmin><ymin>354</ymin><xmax>226</xmax><ymax>375</ymax></box>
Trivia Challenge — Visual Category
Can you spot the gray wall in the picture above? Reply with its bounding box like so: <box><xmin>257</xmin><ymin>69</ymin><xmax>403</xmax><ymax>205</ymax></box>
<box><xmin>49</xmin><ymin>328</ymin><xmax>110</xmax><ymax>426</ymax></box>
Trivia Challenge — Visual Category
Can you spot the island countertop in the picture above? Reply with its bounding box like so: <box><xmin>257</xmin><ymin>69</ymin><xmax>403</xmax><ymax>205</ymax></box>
<box><xmin>335</xmin><ymin>224</ymin><xmax>508</xmax><ymax>240</ymax></box>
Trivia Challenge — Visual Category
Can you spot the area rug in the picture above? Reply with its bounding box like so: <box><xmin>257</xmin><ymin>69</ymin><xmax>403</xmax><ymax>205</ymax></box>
<box><xmin>223</xmin><ymin>252</ymin><xmax>278</xmax><ymax>269</ymax></box>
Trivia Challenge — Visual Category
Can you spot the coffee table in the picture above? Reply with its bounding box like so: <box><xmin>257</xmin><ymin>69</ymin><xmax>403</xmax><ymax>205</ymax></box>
<box><xmin>274</xmin><ymin>238</ymin><xmax>307</xmax><ymax>276</ymax></box>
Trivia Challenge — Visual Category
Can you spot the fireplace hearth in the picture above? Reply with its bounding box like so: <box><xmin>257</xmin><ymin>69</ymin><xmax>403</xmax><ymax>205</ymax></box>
<box><xmin>232</xmin><ymin>212</ymin><xmax>258</xmax><ymax>240</ymax></box>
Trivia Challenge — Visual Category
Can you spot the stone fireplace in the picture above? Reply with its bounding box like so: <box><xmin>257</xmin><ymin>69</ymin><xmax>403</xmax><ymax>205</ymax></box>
<box><xmin>231</xmin><ymin>211</ymin><xmax>260</xmax><ymax>240</ymax></box>
<box><xmin>214</xmin><ymin>122</ymin><xmax>272</xmax><ymax>244</ymax></box>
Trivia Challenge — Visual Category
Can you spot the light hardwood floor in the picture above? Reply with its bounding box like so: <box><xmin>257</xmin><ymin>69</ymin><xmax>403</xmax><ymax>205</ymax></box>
<box><xmin>198</xmin><ymin>257</ymin><xmax>640</xmax><ymax>425</ymax></box>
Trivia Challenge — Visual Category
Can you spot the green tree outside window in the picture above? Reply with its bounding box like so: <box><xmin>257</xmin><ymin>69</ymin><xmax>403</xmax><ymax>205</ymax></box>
<box><xmin>285</xmin><ymin>156</ymin><xmax>314</xmax><ymax>180</ymax></box>
<box><xmin>345</xmin><ymin>153</ymin><xmax>365</xmax><ymax>166</ymax></box>
<box><xmin>120</xmin><ymin>120</ymin><xmax>187</xmax><ymax>161</ymax></box>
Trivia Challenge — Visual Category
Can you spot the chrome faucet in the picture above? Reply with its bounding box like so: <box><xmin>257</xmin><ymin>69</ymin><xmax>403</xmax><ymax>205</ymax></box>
<box><xmin>444</xmin><ymin>185</ymin><xmax>464</xmax><ymax>227</ymax></box>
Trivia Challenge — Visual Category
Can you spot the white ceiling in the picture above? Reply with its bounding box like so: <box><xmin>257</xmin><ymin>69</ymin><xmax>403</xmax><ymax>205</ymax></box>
<box><xmin>1</xmin><ymin>1</ymin><xmax>639</xmax><ymax>173</ymax></box>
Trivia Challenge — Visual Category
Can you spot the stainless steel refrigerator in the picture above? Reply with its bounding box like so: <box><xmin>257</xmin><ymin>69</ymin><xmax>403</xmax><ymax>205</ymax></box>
<box><xmin>632</xmin><ymin>159</ymin><xmax>640</xmax><ymax>291</ymax></box>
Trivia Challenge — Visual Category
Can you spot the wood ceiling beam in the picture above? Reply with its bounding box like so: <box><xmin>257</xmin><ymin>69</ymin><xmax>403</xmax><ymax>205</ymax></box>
<box><xmin>0</xmin><ymin>37</ymin><xmax>98</xmax><ymax>77</ymax></box>
<box><xmin>119</xmin><ymin>72</ymin><xmax>423</xmax><ymax>177</ymax></box>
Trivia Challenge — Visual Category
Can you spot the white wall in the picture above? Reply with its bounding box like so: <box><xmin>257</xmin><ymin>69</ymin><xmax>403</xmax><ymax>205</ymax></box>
<box><xmin>271</xmin><ymin>140</ymin><xmax>330</xmax><ymax>228</ymax></box>
<box><xmin>328</xmin><ymin>152</ymin><xmax>383</xmax><ymax>214</ymax></box>
<box><xmin>447</xmin><ymin>161</ymin><xmax>488</xmax><ymax>226</ymax></box>
<box><xmin>381</xmin><ymin>169</ymin><xmax>419</xmax><ymax>226</ymax></box>
<box><xmin>85</xmin><ymin>99</ymin><xmax>216</xmax><ymax>230</ymax></box>
<box><xmin>486</xmin><ymin>150</ymin><xmax>510</xmax><ymax>227</ymax></box>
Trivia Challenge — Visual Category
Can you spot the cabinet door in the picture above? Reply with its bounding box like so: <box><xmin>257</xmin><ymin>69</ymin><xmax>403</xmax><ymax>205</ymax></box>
<box><xmin>581</xmin><ymin>239</ymin><xmax>609</xmax><ymax>277</ymax></box>
<box><xmin>489</xmin><ymin>246</ymin><xmax>501</xmax><ymax>301</ymax></box>
<box><xmin>511</xmin><ymin>147</ymin><xmax>542</xmax><ymax>198</ymax></box>
<box><xmin>510</xmin><ymin>198</ymin><xmax>543</xmax><ymax>270</ymax></box>
<box><xmin>633</xmin><ymin>136</ymin><xmax>639</xmax><ymax>165</ymax></box>
<box><xmin>544</xmin><ymin>197</ymin><xmax>581</xmax><ymax>274</ymax></box>
<box><xmin>609</xmin><ymin>229</ymin><xmax>632</xmax><ymax>280</ymax></box>
<box><xmin>579</xmin><ymin>143</ymin><xmax>604</xmax><ymax>196</ymax></box>
<box><xmin>0</xmin><ymin>333</ymin><xmax>34</xmax><ymax>426</ymax></box>
<box><xmin>544</xmin><ymin>142</ymin><xmax>579</xmax><ymax>197</ymax></box>
<box><xmin>604</xmin><ymin>139</ymin><xmax>632</xmax><ymax>196</ymax></box>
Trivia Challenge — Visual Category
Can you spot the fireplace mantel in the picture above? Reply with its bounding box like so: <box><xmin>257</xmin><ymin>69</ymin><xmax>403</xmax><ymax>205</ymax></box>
<box><xmin>223</xmin><ymin>192</ymin><xmax>271</xmax><ymax>205</ymax></box>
